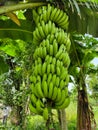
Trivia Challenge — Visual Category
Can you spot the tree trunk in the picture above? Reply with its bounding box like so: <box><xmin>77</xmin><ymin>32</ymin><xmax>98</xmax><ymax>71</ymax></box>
<box><xmin>58</xmin><ymin>109</ymin><xmax>68</xmax><ymax>130</ymax></box>
<box><xmin>77</xmin><ymin>89</ymin><xmax>91</xmax><ymax>130</ymax></box>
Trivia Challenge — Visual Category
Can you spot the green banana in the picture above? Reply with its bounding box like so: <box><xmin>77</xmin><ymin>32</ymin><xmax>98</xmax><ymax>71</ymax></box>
<box><xmin>42</xmin><ymin>10</ymin><xmax>47</xmax><ymax>23</ymax></box>
<box><xmin>48</xmin><ymin>82</ymin><xmax>54</xmax><ymax>99</ymax></box>
<box><xmin>30</xmin><ymin>83</ymin><xmax>35</xmax><ymax>93</ymax></box>
<box><xmin>47</xmin><ymin>73</ymin><xmax>52</xmax><ymax>85</ymax></box>
<box><xmin>55</xmin><ymin>89</ymin><xmax>66</xmax><ymax>106</ymax></box>
<box><xmin>53</xmin><ymin>39</ymin><xmax>58</xmax><ymax>55</ymax></box>
<box><xmin>55</xmin><ymin>76</ymin><xmax>60</xmax><ymax>87</ymax></box>
<box><xmin>30</xmin><ymin>75</ymin><xmax>36</xmax><ymax>84</ymax></box>
<box><xmin>56</xmin><ymin>66</ymin><xmax>61</xmax><ymax>76</ymax></box>
<box><xmin>42</xmin><ymin>62</ymin><xmax>47</xmax><ymax>75</ymax></box>
<box><xmin>49</xmin><ymin>44</ymin><xmax>53</xmax><ymax>56</ymax></box>
<box><xmin>55</xmin><ymin>50</ymin><xmax>63</xmax><ymax>59</ymax></box>
<box><xmin>35</xmin><ymin>82</ymin><xmax>44</xmax><ymax>98</ymax></box>
<box><xmin>59</xmin><ymin>79</ymin><xmax>65</xmax><ymax>90</ymax></box>
<box><xmin>48</xmin><ymin>21</ymin><xmax>52</xmax><ymax>34</ymax></box>
<box><xmin>58</xmin><ymin>13</ymin><xmax>68</xmax><ymax>26</ymax></box>
<box><xmin>42</xmin><ymin>73</ymin><xmax>47</xmax><ymax>81</ymax></box>
<box><xmin>38</xmin><ymin>63</ymin><xmax>42</xmax><ymax>76</ymax></box>
<box><xmin>55</xmin><ymin>88</ymin><xmax>62</xmax><ymax>102</ymax></box>
<box><xmin>38</xmin><ymin>24</ymin><xmax>45</xmax><ymax>38</ymax></box>
<box><xmin>36</xmin><ymin>99</ymin><xmax>44</xmax><ymax>113</ymax></box>
<box><xmin>51</xmin><ymin>86</ymin><xmax>58</xmax><ymax>101</ymax></box>
<box><xmin>55</xmin><ymin>96</ymin><xmax>70</xmax><ymax>109</ymax></box>
<box><xmin>43</xmin><ymin>107</ymin><xmax>49</xmax><ymax>120</ymax></box>
<box><xmin>50</xmin><ymin>63</ymin><xmax>55</xmax><ymax>74</ymax></box>
<box><xmin>52</xmin><ymin>57</ymin><xmax>56</xmax><ymax>65</ymax></box>
<box><xmin>65</xmin><ymin>36</ymin><xmax>71</xmax><ymax>52</ymax></box>
<box><xmin>47</xmin><ymin>64</ymin><xmax>51</xmax><ymax>74</ymax></box>
<box><xmin>53</xmin><ymin>8</ymin><xmax>61</xmax><ymax>22</ymax></box>
<box><xmin>42</xmin><ymin>47</ymin><xmax>47</xmax><ymax>58</ymax></box>
<box><xmin>36</xmin><ymin>75</ymin><xmax>41</xmax><ymax>83</ymax></box>
<box><xmin>30</xmin><ymin>93</ymin><xmax>37</xmax><ymax>105</ymax></box>
<box><xmin>52</xmin><ymin>74</ymin><xmax>57</xmax><ymax>85</ymax></box>
<box><xmin>42</xmin><ymin>80</ymin><xmax>48</xmax><ymax>97</ymax></box>
<box><xmin>55</xmin><ymin>10</ymin><xmax>64</xmax><ymax>23</ymax></box>
<box><xmin>45</xmin><ymin>39</ymin><xmax>50</xmax><ymax>53</ymax></box>
<box><xmin>60</xmin><ymin>67</ymin><xmax>68</xmax><ymax>80</ymax></box>
<box><xmin>50</xmin><ymin>7</ymin><xmax>57</xmax><ymax>22</ymax></box>
<box><xmin>29</xmin><ymin>102</ymin><xmax>38</xmax><ymax>114</ymax></box>
<box><xmin>44</xmin><ymin>23</ymin><xmax>49</xmax><ymax>36</ymax></box>
<box><xmin>47</xmin><ymin>4</ymin><xmax>52</xmax><ymax>21</ymax></box>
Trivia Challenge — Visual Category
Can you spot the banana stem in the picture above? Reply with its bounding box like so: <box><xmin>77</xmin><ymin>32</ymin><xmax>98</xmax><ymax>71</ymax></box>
<box><xmin>0</xmin><ymin>2</ymin><xmax>46</xmax><ymax>14</ymax></box>
<box><xmin>46</xmin><ymin>108</ymin><xmax>51</xmax><ymax>130</ymax></box>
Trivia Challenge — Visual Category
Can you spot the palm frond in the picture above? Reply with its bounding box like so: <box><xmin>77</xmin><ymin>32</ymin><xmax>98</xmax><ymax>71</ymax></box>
<box><xmin>60</xmin><ymin>0</ymin><xmax>98</xmax><ymax>16</ymax></box>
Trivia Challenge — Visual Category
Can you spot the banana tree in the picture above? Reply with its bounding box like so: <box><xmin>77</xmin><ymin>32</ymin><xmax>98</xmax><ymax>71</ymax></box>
<box><xmin>0</xmin><ymin>0</ymin><xmax>98</xmax><ymax>130</ymax></box>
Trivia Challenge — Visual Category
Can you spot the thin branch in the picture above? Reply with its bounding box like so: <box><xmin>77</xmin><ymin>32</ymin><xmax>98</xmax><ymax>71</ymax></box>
<box><xmin>0</xmin><ymin>2</ymin><xmax>46</xmax><ymax>14</ymax></box>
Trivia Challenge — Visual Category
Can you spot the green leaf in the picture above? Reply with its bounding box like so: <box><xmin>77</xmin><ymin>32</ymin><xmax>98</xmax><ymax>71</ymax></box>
<box><xmin>0</xmin><ymin>38</ymin><xmax>26</xmax><ymax>57</ymax></box>
<box><xmin>0</xmin><ymin>19</ymin><xmax>34</xmax><ymax>42</ymax></box>
<box><xmin>0</xmin><ymin>56</ymin><xmax>9</xmax><ymax>75</ymax></box>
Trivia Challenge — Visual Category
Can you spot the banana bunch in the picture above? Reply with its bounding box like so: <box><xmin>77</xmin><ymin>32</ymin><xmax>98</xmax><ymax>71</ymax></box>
<box><xmin>33</xmin><ymin>4</ymin><xmax>69</xmax><ymax>30</ymax></box>
<box><xmin>29</xmin><ymin>4</ymin><xmax>71</xmax><ymax>120</ymax></box>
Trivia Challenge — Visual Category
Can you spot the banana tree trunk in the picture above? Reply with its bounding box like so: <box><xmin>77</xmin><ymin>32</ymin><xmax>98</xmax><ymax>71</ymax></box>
<box><xmin>58</xmin><ymin>109</ymin><xmax>68</xmax><ymax>130</ymax></box>
<box><xmin>77</xmin><ymin>89</ymin><xmax>91</xmax><ymax>130</ymax></box>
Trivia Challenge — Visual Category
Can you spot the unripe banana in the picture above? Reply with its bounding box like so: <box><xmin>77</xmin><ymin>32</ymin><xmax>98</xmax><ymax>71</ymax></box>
<box><xmin>45</xmin><ymin>39</ymin><xmax>50</xmax><ymax>53</ymax></box>
<box><xmin>47</xmin><ymin>4</ymin><xmax>52</xmax><ymax>21</ymax></box>
<box><xmin>42</xmin><ymin>47</ymin><xmax>47</xmax><ymax>58</ymax></box>
<box><xmin>48</xmin><ymin>82</ymin><xmax>53</xmax><ymax>99</ymax></box>
<box><xmin>50</xmin><ymin>7</ymin><xmax>57</xmax><ymax>22</ymax></box>
<box><xmin>29</xmin><ymin>102</ymin><xmax>38</xmax><ymax>114</ymax></box>
<box><xmin>55</xmin><ymin>88</ymin><xmax>62</xmax><ymax>102</ymax></box>
<box><xmin>55</xmin><ymin>76</ymin><xmax>60</xmax><ymax>87</ymax></box>
<box><xmin>36</xmin><ymin>99</ymin><xmax>44</xmax><ymax>113</ymax></box>
<box><xmin>38</xmin><ymin>24</ymin><xmax>45</xmax><ymax>38</ymax></box>
<box><xmin>56</xmin><ymin>67</ymin><xmax>61</xmax><ymax>76</ymax></box>
<box><xmin>42</xmin><ymin>73</ymin><xmax>47</xmax><ymax>81</ymax></box>
<box><xmin>30</xmin><ymin>83</ymin><xmax>35</xmax><ymax>93</ymax></box>
<box><xmin>43</xmin><ymin>107</ymin><xmax>49</xmax><ymax>120</ymax></box>
<box><xmin>42</xmin><ymin>62</ymin><xmax>47</xmax><ymax>75</ymax></box>
<box><xmin>30</xmin><ymin>75</ymin><xmax>36</xmax><ymax>84</ymax></box>
<box><xmin>52</xmin><ymin>57</ymin><xmax>56</xmax><ymax>65</ymax></box>
<box><xmin>55</xmin><ymin>96</ymin><xmax>70</xmax><ymax>109</ymax></box>
<box><xmin>47</xmin><ymin>64</ymin><xmax>51</xmax><ymax>74</ymax></box>
<box><xmin>53</xmin><ymin>8</ymin><xmax>61</xmax><ymax>22</ymax></box>
<box><xmin>55</xmin><ymin>10</ymin><xmax>64</xmax><ymax>23</ymax></box>
<box><xmin>38</xmin><ymin>63</ymin><xmax>42</xmax><ymax>76</ymax></box>
<box><xmin>51</xmin><ymin>86</ymin><xmax>58</xmax><ymax>101</ymax></box>
<box><xmin>59</xmin><ymin>79</ymin><xmax>65</xmax><ymax>90</ymax></box>
<box><xmin>30</xmin><ymin>93</ymin><xmax>37</xmax><ymax>105</ymax></box>
<box><xmin>52</xmin><ymin>74</ymin><xmax>57</xmax><ymax>85</ymax></box>
<box><xmin>47</xmin><ymin>73</ymin><xmax>52</xmax><ymax>85</ymax></box>
<box><xmin>53</xmin><ymin>39</ymin><xmax>58</xmax><ymax>55</ymax></box>
<box><xmin>50</xmin><ymin>63</ymin><xmax>55</xmax><ymax>74</ymax></box>
<box><xmin>42</xmin><ymin>80</ymin><xmax>48</xmax><ymax>98</ymax></box>
<box><xmin>55</xmin><ymin>50</ymin><xmax>62</xmax><ymax>59</ymax></box>
<box><xmin>35</xmin><ymin>82</ymin><xmax>44</xmax><ymax>98</ymax></box>
<box><xmin>60</xmin><ymin>67</ymin><xmax>68</xmax><ymax>80</ymax></box>
<box><xmin>44</xmin><ymin>23</ymin><xmax>49</xmax><ymax>36</ymax></box>
<box><xmin>42</xmin><ymin>10</ymin><xmax>47</xmax><ymax>23</ymax></box>
<box><xmin>36</xmin><ymin>75</ymin><xmax>41</xmax><ymax>83</ymax></box>
<box><xmin>49</xmin><ymin>44</ymin><xmax>53</xmax><ymax>56</ymax></box>
<box><xmin>55</xmin><ymin>89</ymin><xmax>66</xmax><ymax>106</ymax></box>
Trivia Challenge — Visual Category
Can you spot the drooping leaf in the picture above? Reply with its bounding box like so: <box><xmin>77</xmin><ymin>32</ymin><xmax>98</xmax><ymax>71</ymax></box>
<box><xmin>0</xmin><ymin>19</ymin><xmax>34</xmax><ymax>42</ymax></box>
